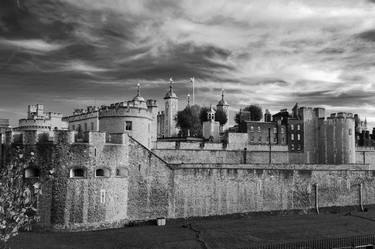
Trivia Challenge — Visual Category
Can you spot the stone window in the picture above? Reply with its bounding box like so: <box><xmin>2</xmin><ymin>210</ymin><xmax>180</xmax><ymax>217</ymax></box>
<box><xmin>116</xmin><ymin>168</ymin><xmax>128</xmax><ymax>177</ymax></box>
<box><xmin>72</xmin><ymin>125</ymin><xmax>75</xmax><ymax>131</ymax></box>
<box><xmin>297</xmin><ymin>144</ymin><xmax>301</xmax><ymax>151</ymax></box>
<box><xmin>349</xmin><ymin>128</ymin><xmax>352</xmax><ymax>135</ymax></box>
<box><xmin>273</xmin><ymin>137</ymin><xmax>277</xmax><ymax>143</ymax></box>
<box><xmin>95</xmin><ymin>168</ymin><xmax>110</xmax><ymax>177</ymax></box>
<box><xmin>257</xmin><ymin>126</ymin><xmax>261</xmax><ymax>132</ymax></box>
<box><xmin>250</xmin><ymin>126</ymin><xmax>254</xmax><ymax>132</ymax></box>
<box><xmin>24</xmin><ymin>168</ymin><xmax>40</xmax><ymax>178</ymax></box>
<box><xmin>100</xmin><ymin>189</ymin><xmax>106</xmax><ymax>204</ymax></box>
<box><xmin>297</xmin><ymin>134</ymin><xmax>301</xmax><ymax>141</ymax></box>
<box><xmin>291</xmin><ymin>144</ymin><xmax>295</xmax><ymax>151</ymax></box>
<box><xmin>297</xmin><ymin>124</ymin><xmax>301</xmax><ymax>130</ymax></box>
<box><xmin>84</xmin><ymin>123</ymin><xmax>88</xmax><ymax>131</ymax></box>
<box><xmin>281</xmin><ymin>127</ymin><xmax>285</xmax><ymax>133</ymax></box>
<box><xmin>273</xmin><ymin>127</ymin><xmax>277</xmax><ymax>133</ymax></box>
<box><xmin>91</xmin><ymin>122</ymin><xmax>94</xmax><ymax>131</ymax></box>
<box><xmin>250</xmin><ymin>136</ymin><xmax>254</xmax><ymax>142</ymax></box>
<box><xmin>69</xmin><ymin>167</ymin><xmax>86</xmax><ymax>178</ymax></box>
<box><xmin>291</xmin><ymin>134</ymin><xmax>294</xmax><ymax>141</ymax></box>
<box><xmin>291</xmin><ymin>124</ymin><xmax>294</xmax><ymax>130</ymax></box>
<box><xmin>125</xmin><ymin>121</ymin><xmax>132</xmax><ymax>131</ymax></box>
<box><xmin>258</xmin><ymin>136</ymin><xmax>262</xmax><ymax>142</ymax></box>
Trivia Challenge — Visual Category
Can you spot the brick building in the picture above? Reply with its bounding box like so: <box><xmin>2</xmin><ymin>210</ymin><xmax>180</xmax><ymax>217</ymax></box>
<box><xmin>246</xmin><ymin>121</ymin><xmax>287</xmax><ymax>145</ymax></box>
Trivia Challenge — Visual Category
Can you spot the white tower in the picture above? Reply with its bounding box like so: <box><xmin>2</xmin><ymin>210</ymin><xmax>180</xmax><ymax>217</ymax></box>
<box><xmin>164</xmin><ymin>78</ymin><xmax>178</xmax><ymax>137</ymax></box>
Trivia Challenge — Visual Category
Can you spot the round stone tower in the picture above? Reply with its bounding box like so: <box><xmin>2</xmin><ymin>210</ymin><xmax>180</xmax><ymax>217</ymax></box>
<box><xmin>99</xmin><ymin>84</ymin><xmax>157</xmax><ymax>148</ymax></box>
<box><xmin>324</xmin><ymin>112</ymin><xmax>355</xmax><ymax>164</ymax></box>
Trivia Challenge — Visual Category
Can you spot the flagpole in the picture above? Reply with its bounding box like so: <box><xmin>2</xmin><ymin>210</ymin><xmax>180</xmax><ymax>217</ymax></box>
<box><xmin>190</xmin><ymin>77</ymin><xmax>195</xmax><ymax>105</ymax></box>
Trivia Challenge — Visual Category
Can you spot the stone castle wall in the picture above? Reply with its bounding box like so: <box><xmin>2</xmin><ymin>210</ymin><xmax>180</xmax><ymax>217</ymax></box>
<box><xmin>2</xmin><ymin>131</ymin><xmax>172</xmax><ymax>231</ymax></box>
<box><xmin>153</xmin><ymin>148</ymin><xmax>289</xmax><ymax>164</ymax></box>
<box><xmin>356</xmin><ymin>147</ymin><xmax>375</xmax><ymax>166</ymax></box>
<box><xmin>49</xmin><ymin>132</ymin><xmax>172</xmax><ymax>231</ymax></box>
<box><xmin>170</xmin><ymin>164</ymin><xmax>375</xmax><ymax>218</ymax></box>
<box><xmin>4</xmin><ymin>130</ymin><xmax>375</xmax><ymax>232</ymax></box>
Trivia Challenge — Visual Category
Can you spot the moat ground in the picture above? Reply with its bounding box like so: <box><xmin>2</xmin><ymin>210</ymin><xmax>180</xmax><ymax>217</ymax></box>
<box><xmin>9</xmin><ymin>209</ymin><xmax>375</xmax><ymax>249</ymax></box>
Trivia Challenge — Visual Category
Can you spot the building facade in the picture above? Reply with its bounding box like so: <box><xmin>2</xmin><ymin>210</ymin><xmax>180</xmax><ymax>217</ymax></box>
<box><xmin>62</xmin><ymin>106</ymin><xmax>99</xmax><ymax>133</ymax></box>
<box><xmin>247</xmin><ymin>121</ymin><xmax>287</xmax><ymax>145</ymax></box>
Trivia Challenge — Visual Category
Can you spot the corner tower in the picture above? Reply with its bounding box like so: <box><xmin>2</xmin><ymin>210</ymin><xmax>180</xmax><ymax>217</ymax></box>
<box><xmin>164</xmin><ymin>78</ymin><xmax>178</xmax><ymax>137</ymax></box>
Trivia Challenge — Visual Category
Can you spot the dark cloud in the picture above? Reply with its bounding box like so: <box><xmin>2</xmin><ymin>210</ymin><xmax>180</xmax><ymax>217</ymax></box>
<box><xmin>357</xmin><ymin>29</ymin><xmax>375</xmax><ymax>42</ymax></box>
<box><xmin>295</xmin><ymin>89</ymin><xmax>375</xmax><ymax>107</ymax></box>
<box><xmin>0</xmin><ymin>0</ymin><xmax>375</xmax><ymax>127</ymax></box>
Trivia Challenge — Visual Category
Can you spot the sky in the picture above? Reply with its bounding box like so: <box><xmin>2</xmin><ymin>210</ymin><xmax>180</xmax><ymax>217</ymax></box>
<box><xmin>1</xmin><ymin>0</ymin><xmax>375</xmax><ymax>128</ymax></box>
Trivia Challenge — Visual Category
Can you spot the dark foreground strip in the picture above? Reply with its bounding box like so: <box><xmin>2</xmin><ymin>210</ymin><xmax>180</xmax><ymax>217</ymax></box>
<box><xmin>244</xmin><ymin>234</ymin><xmax>375</xmax><ymax>249</ymax></box>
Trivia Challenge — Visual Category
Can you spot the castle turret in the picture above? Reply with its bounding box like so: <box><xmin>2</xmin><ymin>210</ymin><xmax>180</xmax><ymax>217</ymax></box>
<box><xmin>216</xmin><ymin>89</ymin><xmax>229</xmax><ymax>116</ymax></box>
<box><xmin>163</xmin><ymin>78</ymin><xmax>178</xmax><ymax>137</ymax></box>
<box><xmin>203</xmin><ymin>105</ymin><xmax>220</xmax><ymax>142</ymax></box>
<box><xmin>216</xmin><ymin>89</ymin><xmax>229</xmax><ymax>131</ymax></box>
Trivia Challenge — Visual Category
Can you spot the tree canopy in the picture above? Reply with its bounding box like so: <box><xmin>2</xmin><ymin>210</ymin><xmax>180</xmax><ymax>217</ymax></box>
<box><xmin>175</xmin><ymin>105</ymin><xmax>202</xmax><ymax>137</ymax></box>
<box><xmin>0</xmin><ymin>148</ymin><xmax>40</xmax><ymax>247</ymax></box>
<box><xmin>234</xmin><ymin>104</ymin><xmax>263</xmax><ymax>132</ymax></box>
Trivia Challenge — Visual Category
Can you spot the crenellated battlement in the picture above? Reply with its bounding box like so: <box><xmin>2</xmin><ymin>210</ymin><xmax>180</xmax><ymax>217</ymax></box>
<box><xmin>328</xmin><ymin>112</ymin><xmax>354</xmax><ymax>120</ymax></box>
<box><xmin>99</xmin><ymin>106</ymin><xmax>154</xmax><ymax>120</ymax></box>
<box><xmin>5</xmin><ymin>129</ymin><xmax>130</xmax><ymax>146</ymax></box>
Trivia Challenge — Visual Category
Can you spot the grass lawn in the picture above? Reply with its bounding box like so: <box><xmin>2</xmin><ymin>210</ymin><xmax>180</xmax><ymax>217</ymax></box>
<box><xmin>8</xmin><ymin>210</ymin><xmax>375</xmax><ymax>249</ymax></box>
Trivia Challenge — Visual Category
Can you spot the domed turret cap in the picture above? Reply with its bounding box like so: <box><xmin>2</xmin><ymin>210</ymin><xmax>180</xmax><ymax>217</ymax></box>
<box><xmin>133</xmin><ymin>83</ymin><xmax>145</xmax><ymax>102</ymax></box>
<box><xmin>164</xmin><ymin>78</ymin><xmax>178</xmax><ymax>99</ymax></box>
<box><xmin>217</xmin><ymin>89</ymin><xmax>229</xmax><ymax>106</ymax></box>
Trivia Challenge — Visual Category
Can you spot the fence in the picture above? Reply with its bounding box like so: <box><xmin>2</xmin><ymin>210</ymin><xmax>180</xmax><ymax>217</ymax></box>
<box><xmin>245</xmin><ymin>234</ymin><xmax>375</xmax><ymax>249</ymax></box>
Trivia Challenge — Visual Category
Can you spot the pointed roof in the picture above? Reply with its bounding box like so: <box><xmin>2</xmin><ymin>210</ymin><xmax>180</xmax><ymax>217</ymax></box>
<box><xmin>133</xmin><ymin>83</ymin><xmax>145</xmax><ymax>102</ymax></box>
<box><xmin>217</xmin><ymin>89</ymin><xmax>229</xmax><ymax>106</ymax></box>
<box><xmin>164</xmin><ymin>78</ymin><xmax>178</xmax><ymax>99</ymax></box>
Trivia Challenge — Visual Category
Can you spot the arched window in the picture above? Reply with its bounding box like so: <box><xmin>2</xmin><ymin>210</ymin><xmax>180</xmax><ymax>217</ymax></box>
<box><xmin>69</xmin><ymin>167</ymin><xmax>86</xmax><ymax>178</ymax></box>
<box><xmin>24</xmin><ymin>168</ymin><xmax>40</xmax><ymax>178</ymax></box>
<box><xmin>95</xmin><ymin>168</ymin><xmax>110</xmax><ymax>177</ymax></box>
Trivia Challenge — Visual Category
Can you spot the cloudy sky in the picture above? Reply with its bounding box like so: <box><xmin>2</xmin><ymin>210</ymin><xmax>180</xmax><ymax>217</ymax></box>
<box><xmin>1</xmin><ymin>0</ymin><xmax>375</xmax><ymax>127</ymax></box>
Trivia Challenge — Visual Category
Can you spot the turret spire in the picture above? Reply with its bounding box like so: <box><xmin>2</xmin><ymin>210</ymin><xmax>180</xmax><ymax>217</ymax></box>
<box><xmin>132</xmin><ymin>82</ymin><xmax>145</xmax><ymax>102</ymax></box>
<box><xmin>169</xmin><ymin>77</ymin><xmax>174</xmax><ymax>92</ymax></box>
<box><xmin>137</xmin><ymin>82</ymin><xmax>141</xmax><ymax>96</ymax></box>
<box><xmin>164</xmin><ymin>77</ymin><xmax>178</xmax><ymax>99</ymax></box>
